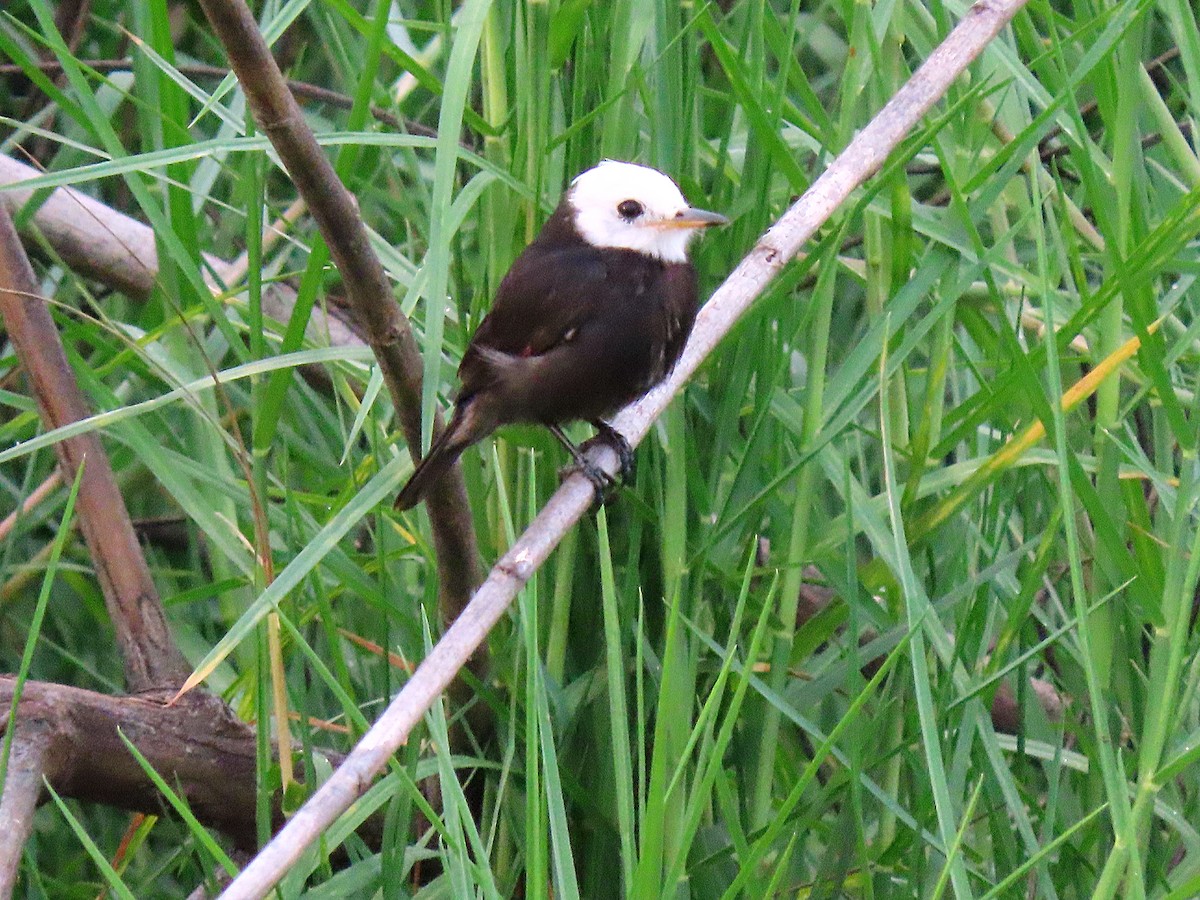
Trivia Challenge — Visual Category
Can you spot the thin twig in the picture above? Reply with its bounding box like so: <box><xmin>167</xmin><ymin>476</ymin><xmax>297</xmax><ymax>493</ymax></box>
<box><xmin>0</xmin><ymin>204</ymin><xmax>190</xmax><ymax>692</ymax></box>
<box><xmin>0</xmin><ymin>468</ymin><xmax>61</xmax><ymax>543</ymax></box>
<box><xmin>215</xmin><ymin>1</ymin><xmax>1031</xmax><ymax>896</ymax></box>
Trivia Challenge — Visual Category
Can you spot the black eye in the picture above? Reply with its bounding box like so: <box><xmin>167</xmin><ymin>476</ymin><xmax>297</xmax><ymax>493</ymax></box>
<box><xmin>617</xmin><ymin>199</ymin><xmax>644</xmax><ymax>220</ymax></box>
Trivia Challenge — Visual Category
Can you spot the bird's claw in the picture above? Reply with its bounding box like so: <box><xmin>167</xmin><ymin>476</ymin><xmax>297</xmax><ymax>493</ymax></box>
<box><xmin>557</xmin><ymin>459</ymin><xmax>618</xmax><ymax>509</ymax></box>
<box><xmin>551</xmin><ymin>421</ymin><xmax>635</xmax><ymax>509</ymax></box>
<box><xmin>586</xmin><ymin>421</ymin><xmax>636</xmax><ymax>482</ymax></box>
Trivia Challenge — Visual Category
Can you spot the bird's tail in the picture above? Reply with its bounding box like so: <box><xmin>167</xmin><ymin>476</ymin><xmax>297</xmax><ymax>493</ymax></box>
<box><xmin>394</xmin><ymin>403</ymin><xmax>476</xmax><ymax>511</ymax></box>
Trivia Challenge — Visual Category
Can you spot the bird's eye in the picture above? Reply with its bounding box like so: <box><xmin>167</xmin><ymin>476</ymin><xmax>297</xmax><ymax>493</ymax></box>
<box><xmin>617</xmin><ymin>199</ymin><xmax>644</xmax><ymax>220</ymax></box>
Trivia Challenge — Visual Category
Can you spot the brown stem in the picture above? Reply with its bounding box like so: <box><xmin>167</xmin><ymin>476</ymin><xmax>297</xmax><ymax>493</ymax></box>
<box><xmin>192</xmin><ymin>0</ymin><xmax>483</xmax><ymax>635</ymax></box>
<box><xmin>0</xmin><ymin>677</ymin><xmax>394</xmax><ymax>868</ymax></box>
<box><xmin>0</xmin><ymin>205</ymin><xmax>190</xmax><ymax>692</ymax></box>
<box><xmin>0</xmin><ymin>677</ymin><xmax>269</xmax><ymax>851</ymax></box>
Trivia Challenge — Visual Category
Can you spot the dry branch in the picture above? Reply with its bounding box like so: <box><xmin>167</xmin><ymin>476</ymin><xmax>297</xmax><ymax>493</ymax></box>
<box><xmin>0</xmin><ymin>677</ymin><xmax>275</xmax><ymax>851</ymax></box>
<box><xmin>0</xmin><ymin>203</ymin><xmax>189</xmax><ymax>692</ymax></box>
<box><xmin>217</xmin><ymin>1</ymin><xmax>1032</xmax><ymax>896</ymax></box>
<box><xmin>193</xmin><ymin>0</ymin><xmax>483</xmax><ymax>628</ymax></box>
<box><xmin>0</xmin><ymin>716</ymin><xmax>52</xmax><ymax>899</ymax></box>
<box><xmin>0</xmin><ymin>155</ymin><xmax>363</xmax><ymax>352</ymax></box>
<box><xmin>0</xmin><ymin>155</ymin><xmax>169</xmax><ymax>300</ymax></box>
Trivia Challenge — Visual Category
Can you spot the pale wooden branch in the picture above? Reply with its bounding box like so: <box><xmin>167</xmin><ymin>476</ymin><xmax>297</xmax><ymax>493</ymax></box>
<box><xmin>0</xmin><ymin>155</ymin><xmax>364</xmax><ymax>350</ymax></box>
<box><xmin>184</xmin><ymin>860</ymin><xmax>248</xmax><ymax>900</ymax></box>
<box><xmin>0</xmin><ymin>203</ymin><xmax>190</xmax><ymax>691</ymax></box>
<box><xmin>217</xmin><ymin>1</ymin><xmax>1032</xmax><ymax>896</ymax></box>
<box><xmin>193</xmin><ymin>0</ymin><xmax>483</xmax><ymax>628</ymax></box>
<box><xmin>0</xmin><ymin>154</ymin><xmax>166</xmax><ymax>300</ymax></box>
<box><xmin>0</xmin><ymin>717</ymin><xmax>52</xmax><ymax>899</ymax></box>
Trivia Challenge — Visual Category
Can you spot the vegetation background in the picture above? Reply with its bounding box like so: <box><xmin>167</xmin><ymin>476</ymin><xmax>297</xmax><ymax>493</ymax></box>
<box><xmin>2</xmin><ymin>0</ymin><xmax>1200</xmax><ymax>896</ymax></box>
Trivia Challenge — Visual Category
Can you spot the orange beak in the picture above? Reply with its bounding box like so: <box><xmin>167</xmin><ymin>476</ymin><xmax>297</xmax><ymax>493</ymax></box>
<box><xmin>651</xmin><ymin>207</ymin><xmax>730</xmax><ymax>230</ymax></box>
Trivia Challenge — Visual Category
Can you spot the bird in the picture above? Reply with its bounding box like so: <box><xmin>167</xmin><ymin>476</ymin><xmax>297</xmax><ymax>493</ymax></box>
<box><xmin>394</xmin><ymin>160</ymin><xmax>727</xmax><ymax>511</ymax></box>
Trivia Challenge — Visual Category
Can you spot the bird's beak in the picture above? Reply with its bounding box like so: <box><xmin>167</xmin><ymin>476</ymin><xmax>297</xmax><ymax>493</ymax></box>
<box><xmin>653</xmin><ymin>207</ymin><xmax>730</xmax><ymax>230</ymax></box>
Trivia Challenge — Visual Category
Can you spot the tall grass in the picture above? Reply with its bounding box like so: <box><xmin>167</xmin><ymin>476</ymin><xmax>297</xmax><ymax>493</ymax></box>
<box><xmin>3</xmin><ymin>0</ymin><xmax>1200</xmax><ymax>896</ymax></box>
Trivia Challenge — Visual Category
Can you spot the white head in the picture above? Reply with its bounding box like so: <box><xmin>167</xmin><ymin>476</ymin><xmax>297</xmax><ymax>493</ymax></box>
<box><xmin>567</xmin><ymin>160</ymin><xmax>727</xmax><ymax>263</ymax></box>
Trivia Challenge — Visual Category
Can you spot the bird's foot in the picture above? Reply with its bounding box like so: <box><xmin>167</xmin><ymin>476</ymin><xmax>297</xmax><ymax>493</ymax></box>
<box><xmin>548</xmin><ymin>423</ymin><xmax>615</xmax><ymax>508</ymax></box>
<box><xmin>584</xmin><ymin>420</ymin><xmax>636</xmax><ymax>483</ymax></box>
<box><xmin>557</xmin><ymin>457</ymin><xmax>617</xmax><ymax>508</ymax></box>
<box><xmin>550</xmin><ymin>422</ymin><xmax>636</xmax><ymax>508</ymax></box>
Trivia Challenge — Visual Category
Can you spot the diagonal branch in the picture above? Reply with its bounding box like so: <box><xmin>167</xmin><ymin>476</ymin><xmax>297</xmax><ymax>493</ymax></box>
<box><xmin>193</xmin><ymin>0</ymin><xmax>482</xmax><ymax>625</ymax></box>
<box><xmin>0</xmin><ymin>203</ymin><xmax>190</xmax><ymax>692</ymax></box>
<box><xmin>216</xmin><ymin>1</ymin><xmax>1032</xmax><ymax>896</ymax></box>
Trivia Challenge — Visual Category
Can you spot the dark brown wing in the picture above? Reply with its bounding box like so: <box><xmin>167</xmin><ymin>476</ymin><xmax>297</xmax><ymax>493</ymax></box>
<box><xmin>457</xmin><ymin>243</ymin><xmax>697</xmax><ymax>426</ymax></box>
<box><xmin>457</xmin><ymin>245</ymin><xmax>608</xmax><ymax>393</ymax></box>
